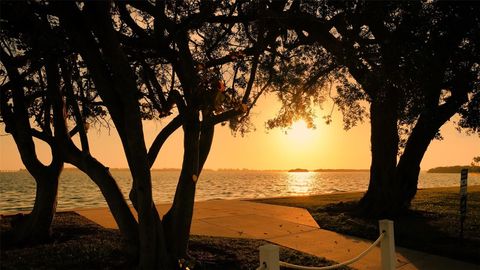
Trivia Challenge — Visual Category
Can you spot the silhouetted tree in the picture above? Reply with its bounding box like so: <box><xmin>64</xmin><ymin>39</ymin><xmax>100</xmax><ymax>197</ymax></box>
<box><xmin>0</xmin><ymin>2</ymin><xmax>138</xmax><ymax>246</ymax></box>
<box><xmin>0</xmin><ymin>51</ymin><xmax>63</xmax><ymax>245</ymax></box>
<box><xmin>263</xmin><ymin>0</ymin><xmax>479</xmax><ymax>216</ymax></box>
<box><xmin>1</xmin><ymin>0</ymin><xmax>290</xmax><ymax>268</ymax></box>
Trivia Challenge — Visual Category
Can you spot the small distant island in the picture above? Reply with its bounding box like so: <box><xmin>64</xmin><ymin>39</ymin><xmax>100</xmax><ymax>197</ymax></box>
<box><xmin>288</xmin><ymin>168</ymin><xmax>309</xmax><ymax>172</ymax></box>
<box><xmin>427</xmin><ymin>166</ymin><xmax>480</xmax><ymax>173</ymax></box>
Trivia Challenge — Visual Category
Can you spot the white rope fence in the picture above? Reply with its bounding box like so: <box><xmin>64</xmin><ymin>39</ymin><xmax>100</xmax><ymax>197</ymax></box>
<box><xmin>257</xmin><ymin>220</ymin><xmax>396</xmax><ymax>270</ymax></box>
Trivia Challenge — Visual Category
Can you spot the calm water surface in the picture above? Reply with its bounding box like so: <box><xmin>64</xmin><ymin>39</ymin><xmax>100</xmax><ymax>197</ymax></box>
<box><xmin>1</xmin><ymin>170</ymin><xmax>479</xmax><ymax>213</ymax></box>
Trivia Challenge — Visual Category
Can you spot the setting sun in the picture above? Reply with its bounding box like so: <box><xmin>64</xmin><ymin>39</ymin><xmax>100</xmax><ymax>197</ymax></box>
<box><xmin>285</xmin><ymin>120</ymin><xmax>316</xmax><ymax>145</ymax></box>
<box><xmin>271</xmin><ymin>119</ymin><xmax>324</xmax><ymax>169</ymax></box>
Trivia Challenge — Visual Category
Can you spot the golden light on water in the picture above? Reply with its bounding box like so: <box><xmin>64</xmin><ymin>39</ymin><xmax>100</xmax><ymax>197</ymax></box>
<box><xmin>286</xmin><ymin>171</ymin><xmax>316</xmax><ymax>194</ymax></box>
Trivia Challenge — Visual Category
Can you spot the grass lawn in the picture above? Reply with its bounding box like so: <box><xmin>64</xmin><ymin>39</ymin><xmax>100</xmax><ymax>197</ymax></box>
<box><xmin>0</xmin><ymin>212</ymin><xmax>351</xmax><ymax>269</ymax></box>
<box><xmin>254</xmin><ymin>185</ymin><xmax>480</xmax><ymax>264</ymax></box>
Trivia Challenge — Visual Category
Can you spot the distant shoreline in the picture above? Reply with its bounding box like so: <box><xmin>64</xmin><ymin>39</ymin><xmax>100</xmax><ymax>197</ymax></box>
<box><xmin>2</xmin><ymin>168</ymin><xmax>371</xmax><ymax>173</ymax></box>
<box><xmin>90</xmin><ymin>166</ymin><xmax>478</xmax><ymax>173</ymax></box>
<box><xmin>3</xmin><ymin>167</ymin><xmax>479</xmax><ymax>173</ymax></box>
<box><xmin>427</xmin><ymin>166</ymin><xmax>480</xmax><ymax>174</ymax></box>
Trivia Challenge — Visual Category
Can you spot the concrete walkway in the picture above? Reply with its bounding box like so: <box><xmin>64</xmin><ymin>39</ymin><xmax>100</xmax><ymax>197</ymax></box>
<box><xmin>75</xmin><ymin>200</ymin><xmax>478</xmax><ymax>270</ymax></box>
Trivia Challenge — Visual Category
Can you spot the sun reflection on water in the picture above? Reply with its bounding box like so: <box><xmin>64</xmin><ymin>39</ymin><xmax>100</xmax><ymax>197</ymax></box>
<box><xmin>286</xmin><ymin>171</ymin><xmax>316</xmax><ymax>194</ymax></box>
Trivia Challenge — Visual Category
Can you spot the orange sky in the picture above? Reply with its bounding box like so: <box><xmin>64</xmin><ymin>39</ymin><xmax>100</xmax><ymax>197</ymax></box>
<box><xmin>0</xmin><ymin>95</ymin><xmax>478</xmax><ymax>171</ymax></box>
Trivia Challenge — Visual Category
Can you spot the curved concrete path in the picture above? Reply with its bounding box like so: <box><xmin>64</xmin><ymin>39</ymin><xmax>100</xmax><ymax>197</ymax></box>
<box><xmin>75</xmin><ymin>200</ymin><xmax>478</xmax><ymax>270</ymax></box>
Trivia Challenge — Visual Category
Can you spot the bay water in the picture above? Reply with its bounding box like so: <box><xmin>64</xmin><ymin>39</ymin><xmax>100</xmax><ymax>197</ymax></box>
<box><xmin>1</xmin><ymin>170</ymin><xmax>479</xmax><ymax>213</ymax></box>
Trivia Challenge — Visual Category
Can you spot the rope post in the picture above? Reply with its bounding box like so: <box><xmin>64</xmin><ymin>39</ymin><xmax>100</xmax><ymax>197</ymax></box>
<box><xmin>259</xmin><ymin>244</ymin><xmax>280</xmax><ymax>270</ymax></box>
<box><xmin>379</xmin><ymin>219</ymin><xmax>396</xmax><ymax>270</ymax></box>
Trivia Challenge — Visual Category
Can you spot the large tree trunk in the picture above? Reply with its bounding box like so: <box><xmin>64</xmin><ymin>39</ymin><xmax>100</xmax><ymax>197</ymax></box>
<box><xmin>163</xmin><ymin>118</ymin><xmax>200</xmax><ymax>258</ymax></box>
<box><xmin>67</xmin><ymin>151</ymin><xmax>139</xmax><ymax>245</ymax></box>
<box><xmin>163</xmin><ymin>118</ymin><xmax>214</xmax><ymax>258</ymax></box>
<box><xmin>123</xmin><ymin>126</ymin><xmax>172</xmax><ymax>269</ymax></box>
<box><xmin>11</xmin><ymin>166</ymin><xmax>62</xmax><ymax>245</ymax></box>
<box><xmin>83</xmin><ymin>159</ymin><xmax>138</xmax><ymax>242</ymax></box>
<box><xmin>359</xmin><ymin>91</ymin><xmax>400</xmax><ymax>217</ymax></box>
<box><xmin>395</xmin><ymin>95</ymin><xmax>466</xmax><ymax>209</ymax></box>
<box><xmin>395</xmin><ymin>113</ymin><xmax>436</xmax><ymax>210</ymax></box>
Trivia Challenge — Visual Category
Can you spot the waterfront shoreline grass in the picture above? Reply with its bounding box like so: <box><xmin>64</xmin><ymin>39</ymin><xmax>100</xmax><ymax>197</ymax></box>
<box><xmin>253</xmin><ymin>185</ymin><xmax>480</xmax><ymax>264</ymax></box>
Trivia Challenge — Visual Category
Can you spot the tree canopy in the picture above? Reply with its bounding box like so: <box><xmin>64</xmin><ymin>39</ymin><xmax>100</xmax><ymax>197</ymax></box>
<box><xmin>1</xmin><ymin>0</ymin><xmax>478</xmax><ymax>267</ymax></box>
<box><xmin>255</xmin><ymin>0</ymin><xmax>480</xmax><ymax>216</ymax></box>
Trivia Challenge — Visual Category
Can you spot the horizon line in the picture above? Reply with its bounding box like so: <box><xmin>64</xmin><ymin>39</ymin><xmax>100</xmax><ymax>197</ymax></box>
<box><xmin>1</xmin><ymin>165</ymin><xmax>478</xmax><ymax>173</ymax></box>
<box><xmin>2</xmin><ymin>167</ymin><xmax>371</xmax><ymax>172</ymax></box>
<box><xmin>1</xmin><ymin>167</ymin><xmax>445</xmax><ymax>172</ymax></box>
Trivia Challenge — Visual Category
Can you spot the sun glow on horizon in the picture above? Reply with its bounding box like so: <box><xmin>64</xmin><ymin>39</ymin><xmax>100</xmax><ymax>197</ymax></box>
<box><xmin>270</xmin><ymin>119</ymin><xmax>326</xmax><ymax>170</ymax></box>
<box><xmin>1</xmin><ymin>96</ymin><xmax>477</xmax><ymax>172</ymax></box>
<box><xmin>284</xmin><ymin>120</ymin><xmax>316</xmax><ymax>145</ymax></box>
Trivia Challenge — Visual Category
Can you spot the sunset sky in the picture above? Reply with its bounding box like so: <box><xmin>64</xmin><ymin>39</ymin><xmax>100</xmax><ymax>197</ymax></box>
<box><xmin>0</xmin><ymin>95</ymin><xmax>478</xmax><ymax>171</ymax></box>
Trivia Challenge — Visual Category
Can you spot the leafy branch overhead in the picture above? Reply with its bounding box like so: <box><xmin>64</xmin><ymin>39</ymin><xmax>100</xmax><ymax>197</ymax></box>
<box><xmin>1</xmin><ymin>0</ymin><xmax>478</xmax><ymax>267</ymax></box>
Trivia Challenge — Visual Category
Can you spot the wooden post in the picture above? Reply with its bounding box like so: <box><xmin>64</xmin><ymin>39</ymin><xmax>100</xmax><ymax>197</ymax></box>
<box><xmin>379</xmin><ymin>220</ymin><xmax>396</xmax><ymax>270</ymax></box>
<box><xmin>259</xmin><ymin>244</ymin><xmax>279</xmax><ymax>270</ymax></box>
<box><xmin>460</xmin><ymin>169</ymin><xmax>468</xmax><ymax>240</ymax></box>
